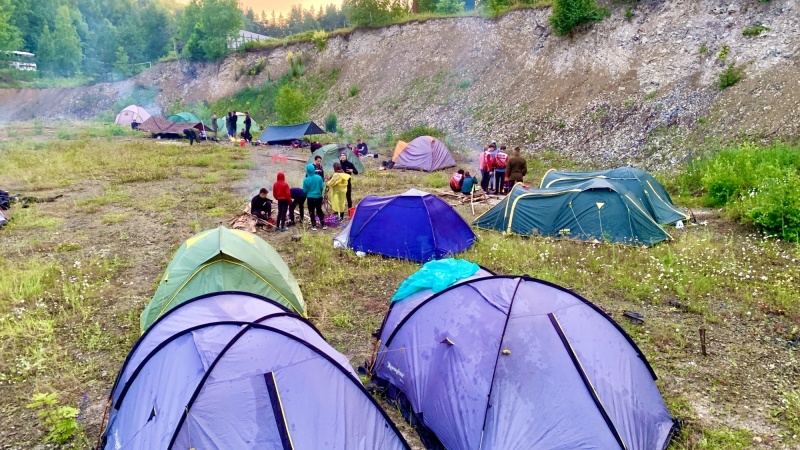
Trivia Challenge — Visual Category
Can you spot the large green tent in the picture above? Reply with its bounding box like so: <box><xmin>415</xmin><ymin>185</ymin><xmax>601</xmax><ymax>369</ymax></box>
<box><xmin>140</xmin><ymin>226</ymin><xmax>305</xmax><ymax>331</ymax></box>
<box><xmin>167</xmin><ymin>112</ymin><xmax>201</xmax><ymax>123</ymax></box>
<box><xmin>473</xmin><ymin>180</ymin><xmax>671</xmax><ymax>246</ymax></box>
<box><xmin>308</xmin><ymin>144</ymin><xmax>364</xmax><ymax>174</ymax></box>
<box><xmin>540</xmin><ymin>167</ymin><xmax>689</xmax><ymax>225</ymax></box>
<box><xmin>216</xmin><ymin>112</ymin><xmax>260</xmax><ymax>137</ymax></box>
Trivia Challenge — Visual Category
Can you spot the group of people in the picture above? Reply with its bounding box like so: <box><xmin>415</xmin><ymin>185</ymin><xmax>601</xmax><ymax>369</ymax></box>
<box><xmin>209</xmin><ymin>111</ymin><xmax>253</xmax><ymax>142</ymax></box>
<box><xmin>478</xmin><ymin>142</ymin><xmax>527</xmax><ymax>195</ymax></box>
<box><xmin>450</xmin><ymin>142</ymin><xmax>528</xmax><ymax>196</ymax></box>
<box><xmin>250</xmin><ymin>153</ymin><xmax>360</xmax><ymax>231</ymax></box>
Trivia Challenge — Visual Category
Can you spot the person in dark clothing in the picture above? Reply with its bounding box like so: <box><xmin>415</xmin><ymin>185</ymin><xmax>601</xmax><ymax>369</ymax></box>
<box><xmin>244</xmin><ymin>112</ymin><xmax>252</xmax><ymax>135</ymax></box>
<box><xmin>288</xmin><ymin>187</ymin><xmax>307</xmax><ymax>226</ymax></box>
<box><xmin>312</xmin><ymin>155</ymin><xmax>325</xmax><ymax>179</ymax></box>
<box><xmin>461</xmin><ymin>171</ymin><xmax>478</xmax><ymax>196</ymax></box>
<box><xmin>240</xmin><ymin>130</ymin><xmax>252</xmax><ymax>143</ymax></box>
<box><xmin>310</xmin><ymin>141</ymin><xmax>322</xmax><ymax>152</ymax></box>
<box><xmin>225</xmin><ymin>112</ymin><xmax>233</xmax><ymax>137</ymax></box>
<box><xmin>506</xmin><ymin>146</ymin><xmax>528</xmax><ymax>193</ymax></box>
<box><xmin>183</xmin><ymin>128</ymin><xmax>198</xmax><ymax>145</ymax></box>
<box><xmin>273</xmin><ymin>172</ymin><xmax>291</xmax><ymax>232</ymax></box>
<box><xmin>231</xmin><ymin>112</ymin><xmax>238</xmax><ymax>136</ymax></box>
<box><xmin>251</xmin><ymin>188</ymin><xmax>272</xmax><ymax>221</ymax></box>
<box><xmin>339</xmin><ymin>152</ymin><xmax>358</xmax><ymax>209</ymax></box>
<box><xmin>356</xmin><ymin>139</ymin><xmax>369</xmax><ymax>156</ymax></box>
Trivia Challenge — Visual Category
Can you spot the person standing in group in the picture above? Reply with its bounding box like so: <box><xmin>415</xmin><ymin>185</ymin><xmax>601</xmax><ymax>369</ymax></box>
<box><xmin>506</xmin><ymin>147</ymin><xmax>527</xmax><ymax>193</ymax></box>
<box><xmin>225</xmin><ymin>112</ymin><xmax>233</xmax><ymax>137</ymax></box>
<box><xmin>479</xmin><ymin>145</ymin><xmax>494</xmax><ymax>193</ymax></box>
<box><xmin>312</xmin><ymin>155</ymin><xmax>325</xmax><ymax>179</ymax></box>
<box><xmin>493</xmin><ymin>146</ymin><xmax>509</xmax><ymax>195</ymax></box>
<box><xmin>327</xmin><ymin>162</ymin><xmax>351</xmax><ymax>220</ymax></box>
<box><xmin>243</xmin><ymin>112</ymin><xmax>252</xmax><ymax>142</ymax></box>
<box><xmin>303</xmin><ymin>164</ymin><xmax>326</xmax><ymax>231</ymax></box>
<box><xmin>231</xmin><ymin>112</ymin><xmax>239</xmax><ymax>138</ymax></box>
<box><xmin>272</xmin><ymin>172</ymin><xmax>291</xmax><ymax>232</ymax></box>
<box><xmin>489</xmin><ymin>141</ymin><xmax>500</xmax><ymax>191</ymax></box>
<box><xmin>250</xmin><ymin>188</ymin><xmax>272</xmax><ymax>221</ymax></box>
<box><xmin>211</xmin><ymin>113</ymin><xmax>218</xmax><ymax>141</ymax></box>
<box><xmin>288</xmin><ymin>187</ymin><xmax>307</xmax><ymax>226</ymax></box>
<box><xmin>338</xmin><ymin>152</ymin><xmax>359</xmax><ymax>209</ymax></box>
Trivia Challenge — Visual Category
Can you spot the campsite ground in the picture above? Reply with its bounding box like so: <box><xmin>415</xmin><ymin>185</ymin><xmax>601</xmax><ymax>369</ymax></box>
<box><xmin>0</xmin><ymin>126</ymin><xmax>798</xmax><ymax>449</ymax></box>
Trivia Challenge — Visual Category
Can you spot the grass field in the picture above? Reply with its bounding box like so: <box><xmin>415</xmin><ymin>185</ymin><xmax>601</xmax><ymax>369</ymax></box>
<box><xmin>0</xmin><ymin>128</ymin><xmax>798</xmax><ymax>449</ymax></box>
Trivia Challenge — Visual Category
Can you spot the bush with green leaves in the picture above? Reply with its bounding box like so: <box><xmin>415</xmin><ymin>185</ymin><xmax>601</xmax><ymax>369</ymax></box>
<box><xmin>718</xmin><ymin>63</ymin><xmax>744</xmax><ymax>89</ymax></box>
<box><xmin>739</xmin><ymin>171</ymin><xmax>800</xmax><ymax>241</ymax></box>
<box><xmin>26</xmin><ymin>393</ymin><xmax>81</xmax><ymax>445</ymax></box>
<box><xmin>549</xmin><ymin>0</ymin><xmax>610</xmax><ymax>36</ymax></box>
<box><xmin>312</xmin><ymin>30</ymin><xmax>329</xmax><ymax>51</ymax></box>
<box><xmin>274</xmin><ymin>85</ymin><xmax>309</xmax><ymax>125</ymax></box>
<box><xmin>397</xmin><ymin>125</ymin><xmax>445</xmax><ymax>142</ymax></box>
<box><xmin>436</xmin><ymin>0</ymin><xmax>465</xmax><ymax>14</ymax></box>
<box><xmin>343</xmin><ymin>0</ymin><xmax>409</xmax><ymax>28</ymax></box>
<box><xmin>325</xmin><ymin>113</ymin><xmax>338</xmax><ymax>132</ymax></box>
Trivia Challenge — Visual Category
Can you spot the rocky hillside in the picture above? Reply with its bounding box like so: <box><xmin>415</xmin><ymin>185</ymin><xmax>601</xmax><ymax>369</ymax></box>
<box><xmin>1</xmin><ymin>0</ymin><xmax>798</xmax><ymax>169</ymax></box>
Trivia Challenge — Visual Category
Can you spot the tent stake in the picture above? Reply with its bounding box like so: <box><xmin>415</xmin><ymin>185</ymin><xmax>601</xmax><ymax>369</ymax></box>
<box><xmin>699</xmin><ymin>328</ymin><xmax>707</xmax><ymax>356</ymax></box>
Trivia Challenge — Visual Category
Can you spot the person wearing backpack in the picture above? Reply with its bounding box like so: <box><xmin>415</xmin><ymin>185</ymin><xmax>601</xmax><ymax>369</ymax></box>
<box><xmin>493</xmin><ymin>146</ymin><xmax>509</xmax><ymax>195</ymax></box>
<box><xmin>479</xmin><ymin>146</ymin><xmax>494</xmax><ymax>193</ymax></box>
<box><xmin>450</xmin><ymin>169</ymin><xmax>465</xmax><ymax>192</ymax></box>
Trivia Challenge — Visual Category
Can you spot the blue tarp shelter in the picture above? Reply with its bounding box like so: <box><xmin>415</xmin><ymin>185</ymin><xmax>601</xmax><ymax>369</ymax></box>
<box><xmin>334</xmin><ymin>189</ymin><xmax>476</xmax><ymax>262</ymax></box>
<box><xmin>258</xmin><ymin>121</ymin><xmax>325</xmax><ymax>145</ymax></box>
<box><xmin>373</xmin><ymin>274</ymin><xmax>677</xmax><ymax>450</ymax></box>
<box><xmin>102</xmin><ymin>291</ymin><xmax>410</xmax><ymax>450</ymax></box>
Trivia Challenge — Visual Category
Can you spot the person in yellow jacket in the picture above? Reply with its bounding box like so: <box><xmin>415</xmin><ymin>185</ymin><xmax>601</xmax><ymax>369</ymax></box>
<box><xmin>326</xmin><ymin>162</ymin><xmax>351</xmax><ymax>220</ymax></box>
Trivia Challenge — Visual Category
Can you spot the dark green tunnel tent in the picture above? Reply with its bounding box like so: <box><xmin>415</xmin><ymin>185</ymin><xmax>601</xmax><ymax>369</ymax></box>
<box><xmin>140</xmin><ymin>227</ymin><xmax>305</xmax><ymax>331</ymax></box>
<box><xmin>540</xmin><ymin>167</ymin><xmax>689</xmax><ymax>225</ymax></box>
<box><xmin>166</xmin><ymin>112</ymin><xmax>201</xmax><ymax>123</ymax></box>
<box><xmin>473</xmin><ymin>180</ymin><xmax>671</xmax><ymax>246</ymax></box>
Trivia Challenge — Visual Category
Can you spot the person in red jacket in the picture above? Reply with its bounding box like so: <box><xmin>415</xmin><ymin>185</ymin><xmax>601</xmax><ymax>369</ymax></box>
<box><xmin>272</xmin><ymin>172</ymin><xmax>292</xmax><ymax>232</ymax></box>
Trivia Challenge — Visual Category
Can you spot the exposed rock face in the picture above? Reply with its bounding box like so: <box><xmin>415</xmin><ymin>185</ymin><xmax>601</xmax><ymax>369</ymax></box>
<box><xmin>1</xmin><ymin>0</ymin><xmax>798</xmax><ymax>169</ymax></box>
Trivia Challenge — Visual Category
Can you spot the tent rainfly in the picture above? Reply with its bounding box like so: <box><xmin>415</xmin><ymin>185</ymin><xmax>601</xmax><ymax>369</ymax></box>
<box><xmin>102</xmin><ymin>291</ymin><xmax>410</xmax><ymax>450</ymax></box>
<box><xmin>114</xmin><ymin>105</ymin><xmax>151</xmax><ymax>126</ymax></box>
<box><xmin>472</xmin><ymin>180</ymin><xmax>671</xmax><ymax>246</ymax></box>
<box><xmin>391</xmin><ymin>136</ymin><xmax>456</xmax><ymax>172</ymax></box>
<box><xmin>540</xmin><ymin>167</ymin><xmax>690</xmax><ymax>225</ymax></box>
<box><xmin>372</xmin><ymin>272</ymin><xmax>677</xmax><ymax>450</ymax></box>
<box><xmin>308</xmin><ymin>144</ymin><xmax>364</xmax><ymax>175</ymax></box>
<box><xmin>166</xmin><ymin>112</ymin><xmax>201</xmax><ymax>123</ymax></box>
<box><xmin>334</xmin><ymin>189</ymin><xmax>475</xmax><ymax>262</ymax></box>
<box><xmin>258</xmin><ymin>121</ymin><xmax>325</xmax><ymax>145</ymax></box>
<box><xmin>140</xmin><ymin>226</ymin><xmax>305</xmax><ymax>331</ymax></box>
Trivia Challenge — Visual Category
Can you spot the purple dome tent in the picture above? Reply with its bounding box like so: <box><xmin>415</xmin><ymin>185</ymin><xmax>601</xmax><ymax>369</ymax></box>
<box><xmin>101</xmin><ymin>291</ymin><xmax>410</xmax><ymax>450</ymax></box>
<box><xmin>391</xmin><ymin>136</ymin><xmax>456</xmax><ymax>172</ymax></box>
<box><xmin>372</xmin><ymin>275</ymin><xmax>677</xmax><ymax>450</ymax></box>
<box><xmin>334</xmin><ymin>189</ymin><xmax>476</xmax><ymax>262</ymax></box>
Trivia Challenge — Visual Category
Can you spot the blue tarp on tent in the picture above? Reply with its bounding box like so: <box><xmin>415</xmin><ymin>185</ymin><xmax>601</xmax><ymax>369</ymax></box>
<box><xmin>373</xmin><ymin>275</ymin><xmax>677</xmax><ymax>450</ymax></box>
<box><xmin>102</xmin><ymin>291</ymin><xmax>410</xmax><ymax>450</ymax></box>
<box><xmin>258</xmin><ymin>121</ymin><xmax>325</xmax><ymax>145</ymax></box>
<box><xmin>334</xmin><ymin>189</ymin><xmax>476</xmax><ymax>262</ymax></box>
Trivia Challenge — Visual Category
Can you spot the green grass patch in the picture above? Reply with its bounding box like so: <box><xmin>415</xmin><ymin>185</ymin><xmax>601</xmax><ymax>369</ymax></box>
<box><xmin>5</xmin><ymin>207</ymin><xmax>62</xmax><ymax>230</ymax></box>
<box><xmin>423</xmin><ymin>172</ymin><xmax>448</xmax><ymax>188</ymax></box>
<box><xmin>101</xmin><ymin>213</ymin><xmax>132</xmax><ymax>225</ymax></box>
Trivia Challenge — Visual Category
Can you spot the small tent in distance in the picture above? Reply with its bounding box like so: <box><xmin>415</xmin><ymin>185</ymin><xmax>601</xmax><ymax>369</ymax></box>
<box><xmin>103</xmin><ymin>292</ymin><xmax>410</xmax><ymax>450</ymax></box>
<box><xmin>258</xmin><ymin>121</ymin><xmax>325</xmax><ymax>145</ymax></box>
<box><xmin>140</xmin><ymin>226</ymin><xmax>305</xmax><ymax>331</ymax></box>
<box><xmin>114</xmin><ymin>105</ymin><xmax>151</xmax><ymax>127</ymax></box>
<box><xmin>473</xmin><ymin>180</ymin><xmax>671</xmax><ymax>246</ymax></box>
<box><xmin>392</xmin><ymin>136</ymin><xmax>456</xmax><ymax>172</ymax></box>
<box><xmin>215</xmin><ymin>112</ymin><xmax>260</xmax><ymax>137</ymax></box>
<box><xmin>541</xmin><ymin>167</ymin><xmax>689</xmax><ymax>225</ymax></box>
<box><xmin>373</xmin><ymin>273</ymin><xmax>677</xmax><ymax>450</ymax></box>
<box><xmin>308</xmin><ymin>144</ymin><xmax>364</xmax><ymax>174</ymax></box>
<box><xmin>334</xmin><ymin>189</ymin><xmax>475</xmax><ymax>262</ymax></box>
<box><xmin>166</xmin><ymin>112</ymin><xmax>201</xmax><ymax>123</ymax></box>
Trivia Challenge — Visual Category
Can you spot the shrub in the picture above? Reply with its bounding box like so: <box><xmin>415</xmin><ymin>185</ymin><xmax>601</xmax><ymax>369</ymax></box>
<box><xmin>549</xmin><ymin>0</ymin><xmax>609</xmax><ymax>36</ymax></box>
<box><xmin>718</xmin><ymin>44</ymin><xmax>730</xmax><ymax>60</ymax></box>
<box><xmin>274</xmin><ymin>85</ymin><xmax>309</xmax><ymax>124</ymax></box>
<box><xmin>325</xmin><ymin>113</ymin><xmax>338</xmax><ymax>133</ymax></box>
<box><xmin>349</xmin><ymin>85</ymin><xmax>360</xmax><ymax>97</ymax></box>
<box><xmin>740</xmin><ymin>171</ymin><xmax>800</xmax><ymax>242</ymax></box>
<box><xmin>437</xmin><ymin>0</ymin><xmax>465</xmax><ymax>14</ymax></box>
<box><xmin>27</xmin><ymin>393</ymin><xmax>82</xmax><ymax>445</ymax></box>
<box><xmin>718</xmin><ymin>63</ymin><xmax>744</xmax><ymax>89</ymax></box>
<box><xmin>312</xmin><ymin>30</ymin><xmax>328</xmax><ymax>51</ymax></box>
<box><xmin>742</xmin><ymin>24</ymin><xmax>769</xmax><ymax>37</ymax></box>
<box><xmin>397</xmin><ymin>125</ymin><xmax>444</xmax><ymax>142</ymax></box>
<box><xmin>286</xmin><ymin>51</ymin><xmax>305</xmax><ymax>78</ymax></box>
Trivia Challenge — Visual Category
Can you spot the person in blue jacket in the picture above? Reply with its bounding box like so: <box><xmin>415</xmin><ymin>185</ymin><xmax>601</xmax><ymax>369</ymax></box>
<box><xmin>303</xmin><ymin>164</ymin><xmax>326</xmax><ymax>231</ymax></box>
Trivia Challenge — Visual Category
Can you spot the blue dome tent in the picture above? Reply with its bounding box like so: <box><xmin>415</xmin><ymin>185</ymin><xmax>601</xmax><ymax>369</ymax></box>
<box><xmin>334</xmin><ymin>189</ymin><xmax>476</xmax><ymax>262</ymax></box>
<box><xmin>371</xmin><ymin>273</ymin><xmax>677</xmax><ymax>450</ymax></box>
<box><xmin>101</xmin><ymin>291</ymin><xmax>410</xmax><ymax>450</ymax></box>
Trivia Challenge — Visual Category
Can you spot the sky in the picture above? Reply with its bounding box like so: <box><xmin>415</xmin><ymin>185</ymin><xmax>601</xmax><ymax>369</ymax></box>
<box><xmin>174</xmin><ymin>0</ymin><xmax>342</xmax><ymax>18</ymax></box>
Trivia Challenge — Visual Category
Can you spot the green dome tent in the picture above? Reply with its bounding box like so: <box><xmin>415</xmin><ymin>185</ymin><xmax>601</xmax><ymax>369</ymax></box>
<box><xmin>308</xmin><ymin>144</ymin><xmax>364</xmax><ymax>174</ymax></box>
<box><xmin>167</xmin><ymin>112</ymin><xmax>201</xmax><ymax>123</ymax></box>
<box><xmin>473</xmin><ymin>180</ymin><xmax>671</xmax><ymax>246</ymax></box>
<box><xmin>140</xmin><ymin>227</ymin><xmax>305</xmax><ymax>331</ymax></box>
<box><xmin>216</xmin><ymin>112</ymin><xmax>260</xmax><ymax>137</ymax></box>
<box><xmin>540</xmin><ymin>167</ymin><xmax>689</xmax><ymax>225</ymax></box>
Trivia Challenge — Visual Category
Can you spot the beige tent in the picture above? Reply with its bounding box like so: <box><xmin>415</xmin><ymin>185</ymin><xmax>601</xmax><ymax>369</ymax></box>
<box><xmin>115</xmin><ymin>105</ymin><xmax>151</xmax><ymax>126</ymax></box>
